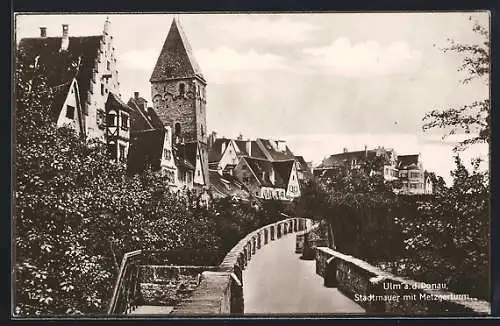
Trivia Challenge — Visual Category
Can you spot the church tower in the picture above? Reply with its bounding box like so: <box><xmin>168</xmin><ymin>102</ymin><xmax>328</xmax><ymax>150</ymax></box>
<box><xmin>150</xmin><ymin>17</ymin><xmax>209</xmax><ymax>186</ymax></box>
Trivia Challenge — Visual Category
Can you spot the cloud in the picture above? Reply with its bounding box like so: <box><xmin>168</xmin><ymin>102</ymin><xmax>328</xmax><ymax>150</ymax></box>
<box><xmin>195</xmin><ymin>47</ymin><xmax>291</xmax><ymax>83</ymax></box>
<box><xmin>119</xmin><ymin>48</ymin><xmax>158</xmax><ymax>71</ymax></box>
<box><xmin>302</xmin><ymin>38</ymin><xmax>423</xmax><ymax>77</ymax></box>
<box><xmin>208</xmin><ymin>16</ymin><xmax>320</xmax><ymax>44</ymax></box>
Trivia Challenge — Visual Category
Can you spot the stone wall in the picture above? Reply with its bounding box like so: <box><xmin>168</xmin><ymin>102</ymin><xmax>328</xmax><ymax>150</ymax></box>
<box><xmin>138</xmin><ymin>265</ymin><xmax>218</xmax><ymax>306</ymax></box>
<box><xmin>171</xmin><ymin>217</ymin><xmax>312</xmax><ymax>315</ymax></box>
<box><xmin>314</xmin><ymin>247</ymin><xmax>491</xmax><ymax>315</ymax></box>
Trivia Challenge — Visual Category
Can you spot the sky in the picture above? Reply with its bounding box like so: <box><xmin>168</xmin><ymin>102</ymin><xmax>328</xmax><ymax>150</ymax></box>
<box><xmin>15</xmin><ymin>12</ymin><xmax>490</xmax><ymax>185</ymax></box>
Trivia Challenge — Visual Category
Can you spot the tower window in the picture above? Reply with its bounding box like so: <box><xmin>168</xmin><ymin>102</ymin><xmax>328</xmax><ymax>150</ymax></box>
<box><xmin>201</xmin><ymin>124</ymin><xmax>205</xmax><ymax>137</ymax></box>
<box><xmin>101</xmin><ymin>83</ymin><xmax>105</xmax><ymax>96</ymax></box>
<box><xmin>107</xmin><ymin>60</ymin><xmax>110</xmax><ymax>71</ymax></box>
<box><xmin>179</xmin><ymin>83</ymin><xmax>185</xmax><ymax>96</ymax></box>
<box><xmin>66</xmin><ymin>105</ymin><xmax>75</xmax><ymax>119</ymax></box>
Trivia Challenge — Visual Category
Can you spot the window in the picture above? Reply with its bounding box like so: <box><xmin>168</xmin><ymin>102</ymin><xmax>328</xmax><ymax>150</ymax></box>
<box><xmin>163</xmin><ymin>149</ymin><xmax>171</xmax><ymax>160</ymax></box>
<box><xmin>243</xmin><ymin>177</ymin><xmax>250</xmax><ymax>184</ymax></box>
<box><xmin>201</xmin><ymin>124</ymin><xmax>205</xmax><ymax>137</ymax></box>
<box><xmin>198</xmin><ymin>170</ymin><xmax>201</xmax><ymax>176</ymax></box>
<box><xmin>101</xmin><ymin>83</ymin><xmax>105</xmax><ymax>96</ymax></box>
<box><xmin>107</xmin><ymin>113</ymin><xmax>116</xmax><ymax>127</ymax></box>
<box><xmin>119</xmin><ymin>144</ymin><xmax>126</xmax><ymax>162</ymax></box>
<box><xmin>107</xmin><ymin>60</ymin><xmax>110</xmax><ymax>71</ymax></box>
<box><xmin>179</xmin><ymin>83</ymin><xmax>185</xmax><ymax>96</ymax></box>
<box><xmin>66</xmin><ymin>105</ymin><xmax>75</xmax><ymax>119</ymax></box>
<box><xmin>121</xmin><ymin>113</ymin><xmax>129</xmax><ymax>131</ymax></box>
<box><xmin>187</xmin><ymin>171</ymin><xmax>193</xmax><ymax>184</ymax></box>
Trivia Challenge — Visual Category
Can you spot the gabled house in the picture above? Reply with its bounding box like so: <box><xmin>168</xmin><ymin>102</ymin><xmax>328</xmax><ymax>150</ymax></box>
<box><xmin>105</xmin><ymin>92</ymin><xmax>132</xmax><ymax>163</ymax></box>
<box><xmin>294</xmin><ymin>155</ymin><xmax>313</xmax><ymax>184</ymax></box>
<box><xmin>397</xmin><ymin>154</ymin><xmax>426</xmax><ymax>194</ymax></box>
<box><xmin>234</xmin><ymin>157</ymin><xmax>299</xmax><ymax>201</ymax></box>
<box><xmin>18</xmin><ymin>18</ymin><xmax>122</xmax><ymax>142</ymax></box>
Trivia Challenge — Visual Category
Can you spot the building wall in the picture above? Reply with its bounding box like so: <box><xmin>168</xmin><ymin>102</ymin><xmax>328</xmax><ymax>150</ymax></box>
<box><xmin>151</xmin><ymin>78</ymin><xmax>206</xmax><ymax>144</ymax></box>
<box><xmin>56</xmin><ymin>80</ymin><xmax>81</xmax><ymax>135</ymax></box>
<box><xmin>286</xmin><ymin>164</ymin><xmax>301</xmax><ymax>199</ymax></box>
<box><xmin>218</xmin><ymin>141</ymin><xmax>239</xmax><ymax>170</ymax></box>
<box><xmin>85</xmin><ymin>33</ymin><xmax>120</xmax><ymax>141</ymax></box>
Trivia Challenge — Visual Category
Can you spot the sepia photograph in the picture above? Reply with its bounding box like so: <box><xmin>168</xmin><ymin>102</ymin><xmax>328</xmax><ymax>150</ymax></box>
<box><xmin>13</xmin><ymin>12</ymin><xmax>490</xmax><ymax>317</ymax></box>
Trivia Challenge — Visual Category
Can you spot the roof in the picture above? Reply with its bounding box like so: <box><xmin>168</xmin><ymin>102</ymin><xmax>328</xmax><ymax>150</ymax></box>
<box><xmin>317</xmin><ymin>148</ymin><xmax>392</xmax><ymax>168</ymax></box>
<box><xmin>257</xmin><ymin>138</ymin><xmax>295</xmax><ymax>161</ymax></box>
<box><xmin>242</xmin><ymin>157</ymin><xmax>275</xmax><ymax>187</ymax></box>
<box><xmin>150</xmin><ymin>18</ymin><xmax>205</xmax><ymax>83</ymax></box>
<box><xmin>209</xmin><ymin>171</ymin><xmax>250</xmax><ymax>200</ymax></box>
<box><xmin>234</xmin><ymin>140</ymin><xmax>267</xmax><ymax>159</ymax></box>
<box><xmin>208</xmin><ymin>138</ymin><xmax>232</xmax><ymax>163</ymax></box>
<box><xmin>294</xmin><ymin>156</ymin><xmax>309</xmax><ymax>171</ymax></box>
<box><xmin>127</xmin><ymin>129</ymin><xmax>166</xmax><ymax>175</ymax></box>
<box><xmin>272</xmin><ymin>160</ymin><xmax>295</xmax><ymax>188</ymax></box>
<box><xmin>398</xmin><ymin>154</ymin><xmax>420</xmax><ymax>169</ymax></box>
<box><xmin>105</xmin><ymin>92</ymin><xmax>132</xmax><ymax>113</ymax></box>
<box><xmin>18</xmin><ymin>35</ymin><xmax>103</xmax><ymax>111</ymax></box>
<box><xmin>127</xmin><ymin>97</ymin><xmax>155</xmax><ymax>132</ymax></box>
<box><xmin>49</xmin><ymin>81</ymin><xmax>72</xmax><ymax>121</ymax></box>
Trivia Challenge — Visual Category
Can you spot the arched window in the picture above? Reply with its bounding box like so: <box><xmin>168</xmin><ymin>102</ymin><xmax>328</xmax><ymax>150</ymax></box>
<box><xmin>179</xmin><ymin>83</ymin><xmax>185</xmax><ymax>96</ymax></box>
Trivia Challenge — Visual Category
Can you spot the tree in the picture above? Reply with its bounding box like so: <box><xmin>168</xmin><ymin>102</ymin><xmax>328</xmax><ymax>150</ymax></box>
<box><xmin>423</xmin><ymin>18</ymin><xmax>490</xmax><ymax>151</ymax></box>
<box><xmin>14</xmin><ymin>51</ymin><xmax>223</xmax><ymax>316</ymax></box>
<box><xmin>395</xmin><ymin>156</ymin><xmax>489</xmax><ymax>299</ymax></box>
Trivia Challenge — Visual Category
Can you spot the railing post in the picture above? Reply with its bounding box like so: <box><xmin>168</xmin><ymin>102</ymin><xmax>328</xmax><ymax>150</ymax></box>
<box><xmin>264</xmin><ymin>228</ymin><xmax>269</xmax><ymax>244</ymax></box>
<box><xmin>271</xmin><ymin>225</ymin><xmax>275</xmax><ymax>241</ymax></box>
<box><xmin>252</xmin><ymin>237</ymin><xmax>256</xmax><ymax>254</ymax></box>
<box><xmin>257</xmin><ymin>232</ymin><xmax>261</xmax><ymax>249</ymax></box>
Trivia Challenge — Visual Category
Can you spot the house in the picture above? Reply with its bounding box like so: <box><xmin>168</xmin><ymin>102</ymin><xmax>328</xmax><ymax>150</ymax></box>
<box><xmin>18</xmin><ymin>18</ymin><xmax>122</xmax><ymax>142</ymax></box>
<box><xmin>315</xmin><ymin>146</ymin><xmax>433</xmax><ymax>195</ymax></box>
<box><xmin>315</xmin><ymin>146</ymin><xmax>398</xmax><ymax>181</ymax></box>
<box><xmin>18</xmin><ymin>18</ymin><xmax>131</xmax><ymax>163</ymax></box>
<box><xmin>294</xmin><ymin>155</ymin><xmax>313</xmax><ymax>184</ymax></box>
<box><xmin>234</xmin><ymin>157</ymin><xmax>300</xmax><ymax>201</ymax></box>
<box><xmin>397</xmin><ymin>154</ymin><xmax>426</xmax><ymax>194</ymax></box>
<box><xmin>127</xmin><ymin>125</ymin><xmax>207</xmax><ymax>190</ymax></box>
<box><xmin>105</xmin><ymin>92</ymin><xmax>132</xmax><ymax>163</ymax></box>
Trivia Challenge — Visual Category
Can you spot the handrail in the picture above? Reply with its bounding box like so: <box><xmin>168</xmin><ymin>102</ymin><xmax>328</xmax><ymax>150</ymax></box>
<box><xmin>107</xmin><ymin>249</ymin><xmax>142</xmax><ymax>314</ymax></box>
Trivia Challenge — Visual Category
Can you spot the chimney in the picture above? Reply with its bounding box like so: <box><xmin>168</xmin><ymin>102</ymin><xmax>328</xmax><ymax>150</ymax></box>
<box><xmin>246</xmin><ymin>140</ymin><xmax>252</xmax><ymax>157</ymax></box>
<box><xmin>61</xmin><ymin>24</ymin><xmax>69</xmax><ymax>51</ymax></box>
<box><xmin>134</xmin><ymin>92</ymin><xmax>139</xmax><ymax>100</ymax></box>
<box><xmin>365</xmin><ymin>145</ymin><xmax>368</xmax><ymax>157</ymax></box>
<box><xmin>237</xmin><ymin>133</ymin><xmax>243</xmax><ymax>141</ymax></box>
<box><xmin>40</xmin><ymin>27</ymin><xmax>47</xmax><ymax>38</ymax></box>
<box><xmin>343</xmin><ymin>147</ymin><xmax>348</xmax><ymax>153</ymax></box>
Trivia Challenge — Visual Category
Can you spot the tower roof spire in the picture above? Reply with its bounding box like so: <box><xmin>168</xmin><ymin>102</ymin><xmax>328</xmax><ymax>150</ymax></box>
<box><xmin>150</xmin><ymin>17</ymin><xmax>205</xmax><ymax>83</ymax></box>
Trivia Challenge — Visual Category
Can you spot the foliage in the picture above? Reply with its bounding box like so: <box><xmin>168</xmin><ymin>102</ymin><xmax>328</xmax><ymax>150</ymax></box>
<box><xmin>394</xmin><ymin>156</ymin><xmax>490</xmax><ymax>300</ymax></box>
<box><xmin>14</xmin><ymin>51</ymin><xmax>221</xmax><ymax>316</ymax></box>
<box><xmin>423</xmin><ymin>19</ymin><xmax>490</xmax><ymax>151</ymax></box>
